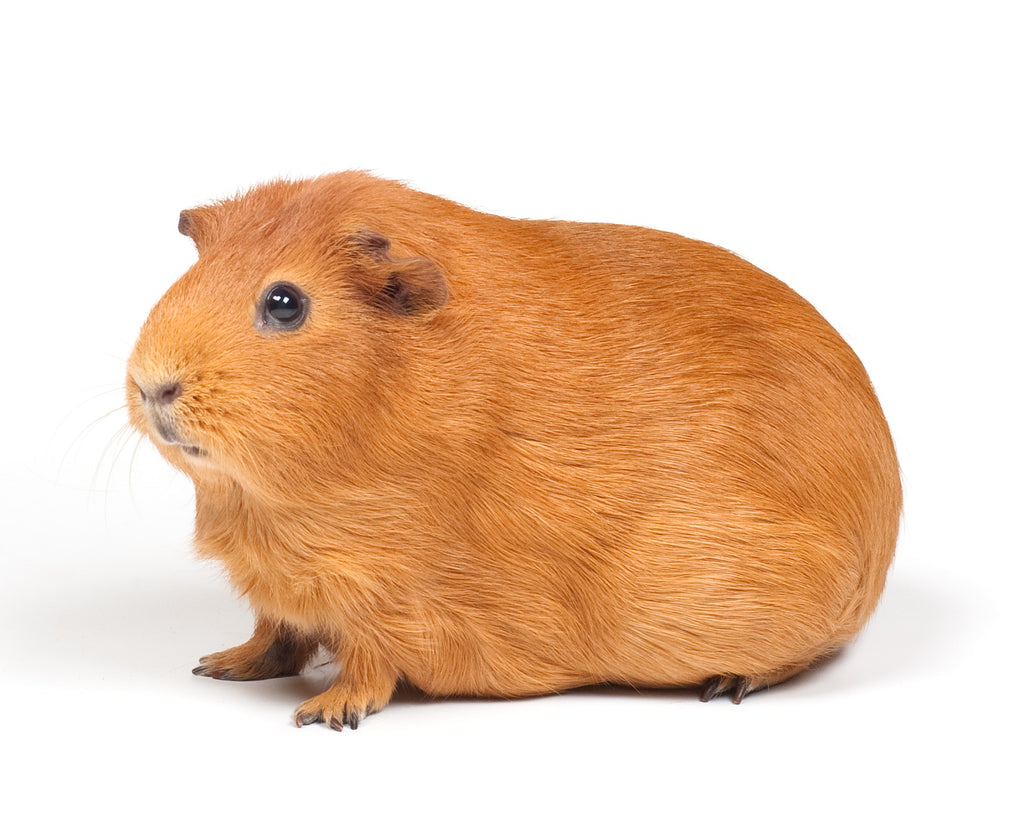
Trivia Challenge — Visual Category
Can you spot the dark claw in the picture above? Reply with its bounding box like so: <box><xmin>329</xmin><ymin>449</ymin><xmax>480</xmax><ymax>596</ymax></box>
<box><xmin>320</xmin><ymin>710</ymin><xmax>361</xmax><ymax>730</ymax></box>
<box><xmin>732</xmin><ymin>677</ymin><xmax>753</xmax><ymax>704</ymax></box>
<box><xmin>193</xmin><ymin>664</ymin><xmax>231</xmax><ymax>680</ymax></box>
<box><xmin>295</xmin><ymin>709</ymin><xmax>323</xmax><ymax>728</ymax></box>
<box><xmin>699</xmin><ymin>675</ymin><xmax>732</xmax><ymax>702</ymax></box>
<box><xmin>700</xmin><ymin>674</ymin><xmax>757</xmax><ymax>703</ymax></box>
<box><xmin>297</xmin><ymin>705</ymin><xmax>366</xmax><ymax>731</ymax></box>
<box><xmin>193</xmin><ymin>664</ymin><xmax>219</xmax><ymax>678</ymax></box>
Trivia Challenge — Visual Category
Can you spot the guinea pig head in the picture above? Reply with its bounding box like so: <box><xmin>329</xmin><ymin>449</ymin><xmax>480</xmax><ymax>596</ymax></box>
<box><xmin>126</xmin><ymin>189</ymin><xmax>448</xmax><ymax>500</ymax></box>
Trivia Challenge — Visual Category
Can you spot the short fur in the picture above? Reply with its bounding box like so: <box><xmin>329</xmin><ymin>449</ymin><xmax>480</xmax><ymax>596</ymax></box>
<box><xmin>127</xmin><ymin>172</ymin><xmax>901</xmax><ymax>728</ymax></box>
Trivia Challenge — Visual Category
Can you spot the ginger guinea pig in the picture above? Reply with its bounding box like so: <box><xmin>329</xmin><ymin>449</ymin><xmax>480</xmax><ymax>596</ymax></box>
<box><xmin>127</xmin><ymin>172</ymin><xmax>900</xmax><ymax>730</ymax></box>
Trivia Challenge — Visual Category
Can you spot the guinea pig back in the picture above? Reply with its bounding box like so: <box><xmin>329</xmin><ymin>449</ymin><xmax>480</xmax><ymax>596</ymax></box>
<box><xmin>127</xmin><ymin>172</ymin><xmax>900</xmax><ymax>729</ymax></box>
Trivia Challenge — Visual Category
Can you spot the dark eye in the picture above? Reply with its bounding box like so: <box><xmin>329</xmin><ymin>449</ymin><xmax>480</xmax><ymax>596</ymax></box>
<box><xmin>261</xmin><ymin>283</ymin><xmax>308</xmax><ymax>330</ymax></box>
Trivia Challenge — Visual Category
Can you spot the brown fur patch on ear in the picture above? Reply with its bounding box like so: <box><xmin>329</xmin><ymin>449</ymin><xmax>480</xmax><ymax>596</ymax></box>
<box><xmin>378</xmin><ymin>257</ymin><xmax>448</xmax><ymax>315</ymax></box>
<box><xmin>178</xmin><ymin>210</ymin><xmax>195</xmax><ymax>237</ymax></box>
<box><xmin>338</xmin><ymin>231</ymin><xmax>448</xmax><ymax>316</ymax></box>
<box><xmin>339</xmin><ymin>229</ymin><xmax>392</xmax><ymax>259</ymax></box>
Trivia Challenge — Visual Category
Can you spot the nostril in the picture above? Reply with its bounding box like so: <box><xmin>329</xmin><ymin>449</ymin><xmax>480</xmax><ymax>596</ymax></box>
<box><xmin>136</xmin><ymin>379</ymin><xmax>183</xmax><ymax>405</ymax></box>
<box><xmin>157</xmin><ymin>381</ymin><xmax>183</xmax><ymax>405</ymax></box>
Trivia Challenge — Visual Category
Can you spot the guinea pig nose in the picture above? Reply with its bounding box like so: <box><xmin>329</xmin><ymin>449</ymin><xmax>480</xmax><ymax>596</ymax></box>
<box><xmin>139</xmin><ymin>380</ymin><xmax>183</xmax><ymax>405</ymax></box>
<box><xmin>157</xmin><ymin>381</ymin><xmax>183</xmax><ymax>404</ymax></box>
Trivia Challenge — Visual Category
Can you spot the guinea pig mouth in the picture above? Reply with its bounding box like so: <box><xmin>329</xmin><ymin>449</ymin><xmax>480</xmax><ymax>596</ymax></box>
<box><xmin>149</xmin><ymin>415</ymin><xmax>204</xmax><ymax>457</ymax></box>
<box><xmin>163</xmin><ymin>435</ymin><xmax>206</xmax><ymax>458</ymax></box>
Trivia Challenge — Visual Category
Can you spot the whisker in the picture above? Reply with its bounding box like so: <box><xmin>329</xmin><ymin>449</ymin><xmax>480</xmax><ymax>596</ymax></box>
<box><xmin>54</xmin><ymin>384</ymin><xmax>131</xmax><ymax>483</ymax></box>
<box><xmin>94</xmin><ymin>420</ymin><xmax>136</xmax><ymax>495</ymax></box>
<box><xmin>127</xmin><ymin>432</ymin><xmax>147</xmax><ymax>509</ymax></box>
<box><xmin>107</xmin><ymin>424</ymin><xmax>144</xmax><ymax>526</ymax></box>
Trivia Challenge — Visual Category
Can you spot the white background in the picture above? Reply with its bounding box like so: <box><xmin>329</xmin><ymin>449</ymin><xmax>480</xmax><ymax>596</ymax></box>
<box><xmin>2</xmin><ymin>1</ymin><xmax>1020</xmax><ymax>811</ymax></box>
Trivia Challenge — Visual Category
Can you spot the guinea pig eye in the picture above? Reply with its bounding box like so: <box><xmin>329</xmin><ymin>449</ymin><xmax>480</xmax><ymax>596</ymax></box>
<box><xmin>260</xmin><ymin>283</ymin><xmax>308</xmax><ymax>331</ymax></box>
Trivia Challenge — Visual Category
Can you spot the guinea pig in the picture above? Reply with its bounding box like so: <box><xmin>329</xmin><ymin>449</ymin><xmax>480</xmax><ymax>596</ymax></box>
<box><xmin>127</xmin><ymin>172</ymin><xmax>901</xmax><ymax>730</ymax></box>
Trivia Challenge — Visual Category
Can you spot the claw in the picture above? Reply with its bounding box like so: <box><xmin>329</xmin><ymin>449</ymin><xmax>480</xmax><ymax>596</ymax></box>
<box><xmin>732</xmin><ymin>677</ymin><xmax>753</xmax><ymax>704</ymax></box>
<box><xmin>192</xmin><ymin>663</ymin><xmax>230</xmax><ymax>680</ymax></box>
<box><xmin>700</xmin><ymin>674</ymin><xmax>758</xmax><ymax>703</ymax></box>
<box><xmin>295</xmin><ymin>709</ymin><xmax>323</xmax><ymax>728</ymax></box>
<box><xmin>699</xmin><ymin>675</ymin><xmax>733</xmax><ymax>702</ymax></box>
<box><xmin>324</xmin><ymin>709</ymin><xmax>363</xmax><ymax>731</ymax></box>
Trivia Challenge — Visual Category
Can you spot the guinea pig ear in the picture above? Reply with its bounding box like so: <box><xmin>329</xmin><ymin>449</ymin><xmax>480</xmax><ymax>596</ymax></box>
<box><xmin>177</xmin><ymin>207</ymin><xmax>216</xmax><ymax>252</ymax></box>
<box><xmin>338</xmin><ymin>231</ymin><xmax>448</xmax><ymax>317</ymax></box>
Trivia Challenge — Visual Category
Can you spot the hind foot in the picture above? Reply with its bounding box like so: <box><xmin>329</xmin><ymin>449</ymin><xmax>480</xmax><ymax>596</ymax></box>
<box><xmin>699</xmin><ymin>674</ymin><xmax>757</xmax><ymax>704</ymax></box>
<box><xmin>699</xmin><ymin>658</ymin><xmax>816</xmax><ymax>704</ymax></box>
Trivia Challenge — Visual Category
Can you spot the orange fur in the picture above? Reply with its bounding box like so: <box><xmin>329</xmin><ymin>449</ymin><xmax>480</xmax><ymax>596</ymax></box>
<box><xmin>127</xmin><ymin>172</ymin><xmax>901</xmax><ymax>728</ymax></box>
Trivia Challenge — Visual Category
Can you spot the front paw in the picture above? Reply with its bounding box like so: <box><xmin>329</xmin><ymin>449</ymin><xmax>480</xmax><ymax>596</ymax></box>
<box><xmin>192</xmin><ymin>646</ymin><xmax>272</xmax><ymax>681</ymax></box>
<box><xmin>193</xmin><ymin>625</ymin><xmax>318</xmax><ymax>681</ymax></box>
<box><xmin>294</xmin><ymin>679</ymin><xmax>394</xmax><ymax>731</ymax></box>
